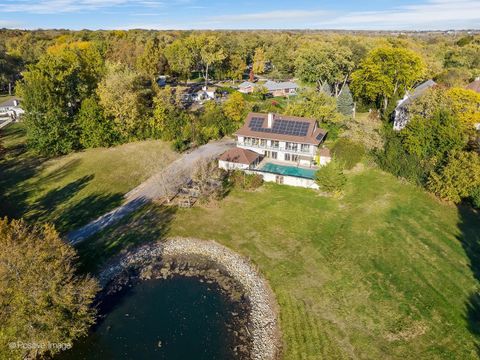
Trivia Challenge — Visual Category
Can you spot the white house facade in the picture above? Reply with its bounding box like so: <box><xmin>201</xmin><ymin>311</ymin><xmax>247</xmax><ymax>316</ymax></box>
<box><xmin>393</xmin><ymin>80</ymin><xmax>436</xmax><ymax>131</ymax></box>
<box><xmin>219</xmin><ymin>112</ymin><xmax>331</xmax><ymax>188</ymax></box>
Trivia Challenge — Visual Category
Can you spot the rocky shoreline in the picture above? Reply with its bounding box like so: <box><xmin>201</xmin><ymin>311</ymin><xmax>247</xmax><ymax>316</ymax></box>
<box><xmin>97</xmin><ymin>237</ymin><xmax>282</xmax><ymax>360</ymax></box>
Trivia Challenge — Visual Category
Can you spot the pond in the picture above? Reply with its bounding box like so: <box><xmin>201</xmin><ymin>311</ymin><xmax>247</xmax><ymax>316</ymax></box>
<box><xmin>59</xmin><ymin>276</ymin><xmax>241</xmax><ymax>360</ymax></box>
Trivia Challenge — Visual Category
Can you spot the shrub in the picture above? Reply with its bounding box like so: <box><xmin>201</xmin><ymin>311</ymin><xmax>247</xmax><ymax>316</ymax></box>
<box><xmin>315</xmin><ymin>160</ymin><xmax>347</xmax><ymax>194</ymax></box>
<box><xmin>229</xmin><ymin>171</ymin><xmax>263</xmax><ymax>190</ymax></box>
<box><xmin>332</xmin><ymin>138</ymin><xmax>366</xmax><ymax>170</ymax></box>
<box><xmin>471</xmin><ymin>187</ymin><xmax>480</xmax><ymax>209</ymax></box>
<box><xmin>427</xmin><ymin>151</ymin><xmax>480</xmax><ymax>203</ymax></box>
<box><xmin>374</xmin><ymin>133</ymin><xmax>427</xmax><ymax>185</ymax></box>
<box><xmin>171</xmin><ymin>138</ymin><xmax>189</xmax><ymax>152</ymax></box>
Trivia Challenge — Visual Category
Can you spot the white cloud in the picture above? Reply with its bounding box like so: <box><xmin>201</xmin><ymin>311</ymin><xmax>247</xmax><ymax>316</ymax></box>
<box><xmin>319</xmin><ymin>0</ymin><xmax>480</xmax><ymax>30</ymax></box>
<box><xmin>0</xmin><ymin>0</ymin><xmax>166</xmax><ymax>14</ymax></box>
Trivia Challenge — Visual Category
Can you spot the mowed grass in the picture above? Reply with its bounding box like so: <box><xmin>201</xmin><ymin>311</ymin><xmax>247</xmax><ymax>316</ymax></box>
<box><xmin>81</xmin><ymin>167</ymin><xmax>480</xmax><ymax>359</ymax></box>
<box><xmin>0</xmin><ymin>123</ymin><xmax>179</xmax><ymax>233</ymax></box>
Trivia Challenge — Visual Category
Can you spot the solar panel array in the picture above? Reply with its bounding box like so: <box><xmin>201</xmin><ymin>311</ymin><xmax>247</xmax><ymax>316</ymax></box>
<box><xmin>249</xmin><ymin>117</ymin><xmax>310</xmax><ymax>137</ymax></box>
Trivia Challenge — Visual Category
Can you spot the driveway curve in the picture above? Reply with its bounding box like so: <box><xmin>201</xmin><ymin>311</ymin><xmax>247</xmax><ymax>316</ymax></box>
<box><xmin>67</xmin><ymin>138</ymin><xmax>234</xmax><ymax>244</ymax></box>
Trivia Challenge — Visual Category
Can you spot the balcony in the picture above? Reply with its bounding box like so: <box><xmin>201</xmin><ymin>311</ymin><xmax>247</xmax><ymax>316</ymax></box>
<box><xmin>236</xmin><ymin>141</ymin><xmax>314</xmax><ymax>156</ymax></box>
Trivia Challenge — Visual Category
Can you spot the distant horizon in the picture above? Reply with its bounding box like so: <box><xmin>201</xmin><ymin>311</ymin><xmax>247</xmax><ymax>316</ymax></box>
<box><xmin>1</xmin><ymin>0</ymin><xmax>479</xmax><ymax>31</ymax></box>
<box><xmin>3</xmin><ymin>28</ymin><xmax>480</xmax><ymax>32</ymax></box>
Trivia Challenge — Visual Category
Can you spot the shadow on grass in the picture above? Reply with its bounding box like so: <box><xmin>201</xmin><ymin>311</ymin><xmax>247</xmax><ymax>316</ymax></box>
<box><xmin>55</xmin><ymin>192</ymin><xmax>125</xmax><ymax>234</ymax></box>
<box><xmin>457</xmin><ymin>205</ymin><xmax>480</xmax><ymax>353</ymax></box>
<box><xmin>0</xmin><ymin>141</ymin><xmax>45</xmax><ymax>217</ymax></box>
<box><xmin>76</xmin><ymin>204</ymin><xmax>177</xmax><ymax>274</ymax></box>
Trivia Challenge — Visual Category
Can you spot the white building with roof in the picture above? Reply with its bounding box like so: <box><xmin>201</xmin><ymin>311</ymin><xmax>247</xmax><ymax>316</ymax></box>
<box><xmin>218</xmin><ymin>112</ymin><xmax>331</xmax><ymax>189</ymax></box>
<box><xmin>393</xmin><ymin>80</ymin><xmax>436</xmax><ymax>131</ymax></box>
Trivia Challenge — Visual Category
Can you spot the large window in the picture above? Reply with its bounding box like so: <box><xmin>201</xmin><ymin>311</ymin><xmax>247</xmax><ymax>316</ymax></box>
<box><xmin>271</xmin><ymin>151</ymin><xmax>278</xmax><ymax>159</ymax></box>
<box><xmin>285</xmin><ymin>153</ymin><xmax>299</xmax><ymax>162</ymax></box>
<box><xmin>260</xmin><ymin>139</ymin><xmax>267</xmax><ymax>147</ymax></box>
<box><xmin>271</xmin><ymin>141</ymin><xmax>279</xmax><ymax>149</ymax></box>
<box><xmin>301</xmin><ymin>144</ymin><xmax>310</xmax><ymax>153</ymax></box>
<box><xmin>286</xmin><ymin>142</ymin><xmax>298</xmax><ymax>151</ymax></box>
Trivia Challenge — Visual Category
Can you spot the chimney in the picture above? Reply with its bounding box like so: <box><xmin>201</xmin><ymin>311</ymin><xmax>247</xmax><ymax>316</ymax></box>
<box><xmin>267</xmin><ymin>113</ymin><xmax>275</xmax><ymax>128</ymax></box>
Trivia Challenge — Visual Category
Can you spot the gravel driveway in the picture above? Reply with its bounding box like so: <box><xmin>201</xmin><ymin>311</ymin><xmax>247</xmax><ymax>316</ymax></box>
<box><xmin>67</xmin><ymin>138</ymin><xmax>234</xmax><ymax>244</ymax></box>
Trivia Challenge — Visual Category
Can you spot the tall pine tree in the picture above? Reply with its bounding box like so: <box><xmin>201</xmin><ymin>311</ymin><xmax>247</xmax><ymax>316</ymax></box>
<box><xmin>337</xmin><ymin>84</ymin><xmax>354</xmax><ymax>117</ymax></box>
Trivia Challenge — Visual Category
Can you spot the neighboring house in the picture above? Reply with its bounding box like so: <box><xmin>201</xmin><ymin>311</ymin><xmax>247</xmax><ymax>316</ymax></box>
<box><xmin>466</xmin><ymin>77</ymin><xmax>480</xmax><ymax>94</ymax></box>
<box><xmin>237</xmin><ymin>80</ymin><xmax>299</xmax><ymax>97</ymax></box>
<box><xmin>192</xmin><ymin>87</ymin><xmax>216</xmax><ymax>102</ymax></box>
<box><xmin>264</xmin><ymin>81</ymin><xmax>298</xmax><ymax>97</ymax></box>
<box><xmin>238</xmin><ymin>81</ymin><xmax>256</xmax><ymax>94</ymax></box>
<box><xmin>219</xmin><ymin>112</ymin><xmax>329</xmax><ymax>189</ymax></box>
<box><xmin>393</xmin><ymin>79</ymin><xmax>437</xmax><ymax>131</ymax></box>
<box><xmin>0</xmin><ymin>97</ymin><xmax>24</xmax><ymax>122</ymax></box>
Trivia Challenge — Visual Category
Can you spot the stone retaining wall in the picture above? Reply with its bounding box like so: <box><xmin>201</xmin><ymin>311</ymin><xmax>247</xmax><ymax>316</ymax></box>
<box><xmin>98</xmin><ymin>237</ymin><xmax>282</xmax><ymax>360</ymax></box>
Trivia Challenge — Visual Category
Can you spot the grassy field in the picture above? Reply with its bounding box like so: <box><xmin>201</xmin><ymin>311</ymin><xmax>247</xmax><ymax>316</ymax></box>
<box><xmin>79</xmin><ymin>167</ymin><xmax>480</xmax><ymax>359</ymax></box>
<box><xmin>0</xmin><ymin>123</ymin><xmax>179</xmax><ymax>233</ymax></box>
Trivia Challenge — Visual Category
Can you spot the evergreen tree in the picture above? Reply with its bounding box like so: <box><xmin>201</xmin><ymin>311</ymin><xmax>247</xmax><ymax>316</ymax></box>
<box><xmin>315</xmin><ymin>160</ymin><xmax>347</xmax><ymax>194</ymax></box>
<box><xmin>337</xmin><ymin>85</ymin><xmax>354</xmax><ymax>117</ymax></box>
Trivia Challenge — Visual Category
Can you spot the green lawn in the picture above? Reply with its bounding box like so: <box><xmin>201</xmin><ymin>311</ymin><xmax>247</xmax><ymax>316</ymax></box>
<box><xmin>79</xmin><ymin>167</ymin><xmax>480</xmax><ymax>359</ymax></box>
<box><xmin>0</xmin><ymin>123</ymin><xmax>179</xmax><ymax>233</ymax></box>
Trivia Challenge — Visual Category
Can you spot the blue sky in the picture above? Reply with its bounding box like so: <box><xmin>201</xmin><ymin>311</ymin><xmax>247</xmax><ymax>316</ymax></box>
<box><xmin>1</xmin><ymin>0</ymin><xmax>479</xmax><ymax>30</ymax></box>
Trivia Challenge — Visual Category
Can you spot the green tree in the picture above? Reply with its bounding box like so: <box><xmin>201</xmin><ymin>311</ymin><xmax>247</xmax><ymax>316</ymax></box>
<box><xmin>149</xmin><ymin>87</ymin><xmax>185</xmax><ymax>140</ymax></box>
<box><xmin>196</xmin><ymin>35</ymin><xmax>226</xmax><ymax>86</ymax></box>
<box><xmin>427</xmin><ymin>151</ymin><xmax>480</xmax><ymax>203</ymax></box>
<box><xmin>295</xmin><ymin>42</ymin><xmax>353</xmax><ymax>96</ymax></box>
<box><xmin>252</xmin><ymin>48</ymin><xmax>266</xmax><ymax>74</ymax></box>
<box><xmin>17</xmin><ymin>41</ymin><xmax>104</xmax><ymax>155</ymax></box>
<box><xmin>351</xmin><ymin>46</ymin><xmax>425</xmax><ymax>111</ymax></box>
<box><xmin>285</xmin><ymin>89</ymin><xmax>343</xmax><ymax>124</ymax></box>
<box><xmin>136</xmin><ymin>38</ymin><xmax>167</xmax><ymax>80</ymax></box>
<box><xmin>471</xmin><ymin>187</ymin><xmax>480</xmax><ymax>209</ymax></box>
<box><xmin>77</xmin><ymin>96</ymin><xmax>116</xmax><ymax>148</ymax></box>
<box><xmin>401</xmin><ymin>110</ymin><xmax>470</xmax><ymax>164</ymax></box>
<box><xmin>165</xmin><ymin>39</ymin><xmax>195</xmax><ymax>83</ymax></box>
<box><xmin>337</xmin><ymin>85</ymin><xmax>354</xmax><ymax>117</ymax></box>
<box><xmin>0</xmin><ymin>218</ymin><xmax>99</xmax><ymax>359</ymax></box>
<box><xmin>315</xmin><ymin>160</ymin><xmax>347</xmax><ymax>194</ymax></box>
<box><xmin>97</xmin><ymin>62</ymin><xmax>150</xmax><ymax>139</ymax></box>
<box><xmin>223</xmin><ymin>92</ymin><xmax>248</xmax><ymax>123</ymax></box>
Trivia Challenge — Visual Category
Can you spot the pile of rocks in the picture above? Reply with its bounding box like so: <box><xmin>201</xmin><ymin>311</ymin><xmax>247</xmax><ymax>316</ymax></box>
<box><xmin>98</xmin><ymin>237</ymin><xmax>282</xmax><ymax>360</ymax></box>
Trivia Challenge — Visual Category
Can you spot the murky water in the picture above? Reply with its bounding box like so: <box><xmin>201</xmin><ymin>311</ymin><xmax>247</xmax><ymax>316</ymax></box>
<box><xmin>59</xmin><ymin>276</ymin><xmax>239</xmax><ymax>360</ymax></box>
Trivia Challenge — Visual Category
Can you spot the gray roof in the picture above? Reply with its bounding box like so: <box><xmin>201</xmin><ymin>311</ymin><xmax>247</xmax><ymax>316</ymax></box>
<box><xmin>264</xmin><ymin>80</ymin><xmax>298</xmax><ymax>91</ymax></box>
<box><xmin>238</xmin><ymin>81</ymin><xmax>255</xmax><ymax>89</ymax></box>
<box><xmin>0</xmin><ymin>97</ymin><xmax>21</xmax><ymax>108</ymax></box>
<box><xmin>397</xmin><ymin>80</ymin><xmax>436</xmax><ymax>109</ymax></box>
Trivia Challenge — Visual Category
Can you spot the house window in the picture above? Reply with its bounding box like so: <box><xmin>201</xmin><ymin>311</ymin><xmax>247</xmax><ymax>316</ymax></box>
<box><xmin>252</xmin><ymin>138</ymin><xmax>259</xmax><ymax>146</ymax></box>
<box><xmin>260</xmin><ymin>139</ymin><xmax>267</xmax><ymax>147</ymax></box>
<box><xmin>301</xmin><ymin>144</ymin><xmax>310</xmax><ymax>153</ymax></box>
<box><xmin>271</xmin><ymin>141</ymin><xmax>279</xmax><ymax>149</ymax></box>
<box><xmin>265</xmin><ymin>151</ymin><xmax>271</xmax><ymax>158</ymax></box>
<box><xmin>285</xmin><ymin>154</ymin><xmax>298</xmax><ymax>162</ymax></box>
<box><xmin>286</xmin><ymin>142</ymin><xmax>298</xmax><ymax>151</ymax></box>
<box><xmin>271</xmin><ymin>151</ymin><xmax>278</xmax><ymax>159</ymax></box>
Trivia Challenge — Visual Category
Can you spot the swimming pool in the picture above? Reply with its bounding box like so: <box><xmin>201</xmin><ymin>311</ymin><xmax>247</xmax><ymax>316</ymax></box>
<box><xmin>259</xmin><ymin>162</ymin><xmax>317</xmax><ymax>179</ymax></box>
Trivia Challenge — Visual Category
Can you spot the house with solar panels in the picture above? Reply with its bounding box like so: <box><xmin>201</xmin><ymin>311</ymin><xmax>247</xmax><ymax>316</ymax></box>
<box><xmin>218</xmin><ymin>112</ymin><xmax>331</xmax><ymax>189</ymax></box>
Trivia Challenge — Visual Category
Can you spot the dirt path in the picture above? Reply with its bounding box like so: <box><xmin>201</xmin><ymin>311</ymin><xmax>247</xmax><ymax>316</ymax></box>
<box><xmin>67</xmin><ymin>139</ymin><xmax>234</xmax><ymax>244</ymax></box>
